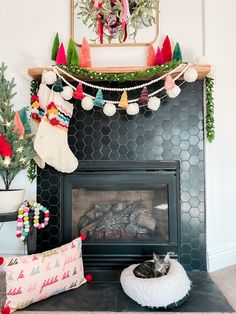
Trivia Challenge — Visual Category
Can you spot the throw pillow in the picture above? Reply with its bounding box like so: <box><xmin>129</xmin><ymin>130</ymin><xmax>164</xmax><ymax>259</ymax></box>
<box><xmin>0</xmin><ymin>237</ymin><xmax>86</xmax><ymax>313</ymax></box>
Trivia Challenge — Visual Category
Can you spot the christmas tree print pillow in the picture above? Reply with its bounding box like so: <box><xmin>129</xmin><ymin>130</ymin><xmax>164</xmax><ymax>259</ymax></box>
<box><xmin>0</xmin><ymin>237</ymin><xmax>86</xmax><ymax>313</ymax></box>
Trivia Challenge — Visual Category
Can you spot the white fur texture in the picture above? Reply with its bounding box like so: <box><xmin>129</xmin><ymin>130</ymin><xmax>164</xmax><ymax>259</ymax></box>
<box><xmin>126</xmin><ymin>102</ymin><xmax>139</xmax><ymax>115</ymax></box>
<box><xmin>81</xmin><ymin>96</ymin><xmax>94</xmax><ymax>110</ymax></box>
<box><xmin>147</xmin><ymin>97</ymin><xmax>161</xmax><ymax>111</ymax></box>
<box><xmin>184</xmin><ymin>68</ymin><xmax>198</xmax><ymax>82</ymax></box>
<box><xmin>61</xmin><ymin>86</ymin><xmax>74</xmax><ymax>100</ymax></box>
<box><xmin>103</xmin><ymin>102</ymin><xmax>116</xmax><ymax>116</ymax></box>
<box><xmin>120</xmin><ymin>259</ymin><xmax>191</xmax><ymax>309</ymax></box>
<box><xmin>166</xmin><ymin>86</ymin><xmax>181</xmax><ymax>98</ymax></box>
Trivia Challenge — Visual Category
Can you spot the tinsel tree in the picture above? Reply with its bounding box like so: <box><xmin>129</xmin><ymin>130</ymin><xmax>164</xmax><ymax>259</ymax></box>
<box><xmin>0</xmin><ymin>63</ymin><xmax>35</xmax><ymax>190</ymax></box>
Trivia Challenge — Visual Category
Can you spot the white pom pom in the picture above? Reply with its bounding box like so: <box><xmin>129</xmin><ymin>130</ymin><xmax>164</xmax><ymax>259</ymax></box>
<box><xmin>166</xmin><ymin>85</ymin><xmax>181</xmax><ymax>98</ymax></box>
<box><xmin>42</xmin><ymin>70</ymin><xmax>57</xmax><ymax>85</ymax></box>
<box><xmin>147</xmin><ymin>97</ymin><xmax>161</xmax><ymax>111</ymax></box>
<box><xmin>184</xmin><ymin>68</ymin><xmax>198</xmax><ymax>82</ymax></box>
<box><xmin>103</xmin><ymin>102</ymin><xmax>116</xmax><ymax>116</ymax></box>
<box><xmin>126</xmin><ymin>102</ymin><xmax>139</xmax><ymax>115</ymax></box>
<box><xmin>61</xmin><ymin>86</ymin><xmax>74</xmax><ymax>100</ymax></box>
<box><xmin>81</xmin><ymin>96</ymin><xmax>94</xmax><ymax>110</ymax></box>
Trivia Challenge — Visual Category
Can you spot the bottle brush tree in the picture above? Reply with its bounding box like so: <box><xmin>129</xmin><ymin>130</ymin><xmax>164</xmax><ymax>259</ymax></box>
<box><xmin>0</xmin><ymin>63</ymin><xmax>35</xmax><ymax>190</ymax></box>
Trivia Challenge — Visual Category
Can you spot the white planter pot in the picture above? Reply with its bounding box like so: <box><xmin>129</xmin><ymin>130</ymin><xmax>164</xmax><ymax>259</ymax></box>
<box><xmin>0</xmin><ymin>189</ymin><xmax>25</xmax><ymax>214</ymax></box>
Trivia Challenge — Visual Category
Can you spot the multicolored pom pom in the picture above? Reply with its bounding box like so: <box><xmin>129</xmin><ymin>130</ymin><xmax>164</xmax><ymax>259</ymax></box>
<box><xmin>85</xmin><ymin>274</ymin><xmax>93</xmax><ymax>282</ymax></box>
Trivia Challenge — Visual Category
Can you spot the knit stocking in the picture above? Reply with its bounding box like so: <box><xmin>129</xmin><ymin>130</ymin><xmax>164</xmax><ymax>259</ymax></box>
<box><xmin>30</xmin><ymin>72</ymin><xmax>51</xmax><ymax>169</ymax></box>
<box><xmin>34</xmin><ymin>91</ymin><xmax>78</xmax><ymax>173</ymax></box>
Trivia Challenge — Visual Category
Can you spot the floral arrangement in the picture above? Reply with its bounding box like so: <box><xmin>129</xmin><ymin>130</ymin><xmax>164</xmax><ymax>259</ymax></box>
<box><xmin>76</xmin><ymin>0</ymin><xmax>158</xmax><ymax>43</ymax></box>
<box><xmin>0</xmin><ymin>63</ymin><xmax>35</xmax><ymax>190</ymax></box>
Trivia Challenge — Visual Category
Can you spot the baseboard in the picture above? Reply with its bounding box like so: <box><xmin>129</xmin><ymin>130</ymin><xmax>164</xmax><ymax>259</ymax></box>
<box><xmin>207</xmin><ymin>242</ymin><xmax>236</xmax><ymax>272</ymax></box>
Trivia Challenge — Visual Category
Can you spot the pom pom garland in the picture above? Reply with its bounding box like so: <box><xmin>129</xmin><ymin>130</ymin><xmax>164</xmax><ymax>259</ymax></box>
<box><xmin>166</xmin><ymin>85</ymin><xmax>181</xmax><ymax>98</ymax></box>
<box><xmin>0</xmin><ymin>257</ymin><xmax>4</xmax><ymax>265</ymax></box>
<box><xmin>80</xmin><ymin>234</ymin><xmax>87</xmax><ymax>241</ymax></box>
<box><xmin>61</xmin><ymin>86</ymin><xmax>74</xmax><ymax>100</ymax></box>
<box><xmin>94</xmin><ymin>89</ymin><xmax>104</xmax><ymax>107</ymax></box>
<box><xmin>81</xmin><ymin>96</ymin><xmax>94</xmax><ymax>110</ymax></box>
<box><xmin>126</xmin><ymin>102</ymin><xmax>139</xmax><ymax>115</ymax></box>
<box><xmin>164</xmin><ymin>74</ymin><xmax>175</xmax><ymax>90</ymax></box>
<box><xmin>53</xmin><ymin>78</ymin><xmax>64</xmax><ymax>92</ymax></box>
<box><xmin>42</xmin><ymin>70</ymin><xmax>57</xmax><ymax>85</ymax></box>
<box><xmin>118</xmin><ymin>91</ymin><xmax>128</xmax><ymax>109</ymax></box>
<box><xmin>184</xmin><ymin>68</ymin><xmax>198</xmax><ymax>82</ymax></box>
<box><xmin>103</xmin><ymin>102</ymin><xmax>116</xmax><ymax>116</ymax></box>
<box><xmin>139</xmin><ymin>87</ymin><xmax>149</xmax><ymax>105</ymax></box>
<box><xmin>85</xmin><ymin>274</ymin><xmax>93</xmax><ymax>282</ymax></box>
<box><xmin>73</xmin><ymin>83</ymin><xmax>84</xmax><ymax>100</ymax></box>
<box><xmin>147</xmin><ymin>97</ymin><xmax>161</xmax><ymax>111</ymax></box>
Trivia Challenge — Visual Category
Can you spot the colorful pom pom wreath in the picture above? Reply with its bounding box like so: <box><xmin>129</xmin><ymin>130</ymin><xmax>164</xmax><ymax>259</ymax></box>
<box><xmin>126</xmin><ymin>102</ymin><xmax>139</xmax><ymax>115</ymax></box>
<box><xmin>42</xmin><ymin>70</ymin><xmax>57</xmax><ymax>85</ymax></box>
<box><xmin>184</xmin><ymin>68</ymin><xmax>198</xmax><ymax>82</ymax></box>
<box><xmin>61</xmin><ymin>86</ymin><xmax>74</xmax><ymax>100</ymax></box>
<box><xmin>85</xmin><ymin>274</ymin><xmax>93</xmax><ymax>282</ymax></box>
<box><xmin>103</xmin><ymin>102</ymin><xmax>116</xmax><ymax>117</ymax></box>
<box><xmin>81</xmin><ymin>96</ymin><xmax>94</xmax><ymax>111</ymax></box>
<box><xmin>167</xmin><ymin>85</ymin><xmax>181</xmax><ymax>98</ymax></box>
<box><xmin>147</xmin><ymin>97</ymin><xmax>161</xmax><ymax>111</ymax></box>
<box><xmin>80</xmin><ymin>234</ymin><xmax>87</xmax><ymax>241</ymax></box>
<box><xmin>0</xmin><ymin>257</ymin><xmax>4</xmax><ymax>265</ymax></box>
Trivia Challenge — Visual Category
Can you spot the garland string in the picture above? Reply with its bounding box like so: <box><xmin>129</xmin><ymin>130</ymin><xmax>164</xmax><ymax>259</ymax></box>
<box><xmin>205</xmin><ymin>77</ymin><xmax>215</xmax><ymax>142</ymax></box>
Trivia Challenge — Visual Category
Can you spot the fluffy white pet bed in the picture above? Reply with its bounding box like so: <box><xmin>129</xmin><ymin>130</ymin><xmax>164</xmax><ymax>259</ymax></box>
<box><xmin>120</xmin><ymin>259</ymin><xmax>191</xmax><ymax>309</ymax></box>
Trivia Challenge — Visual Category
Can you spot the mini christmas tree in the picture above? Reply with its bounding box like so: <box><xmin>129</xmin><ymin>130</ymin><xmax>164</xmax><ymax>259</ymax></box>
<box><xmin>139</xmin><ymin>87</ymin><xmax>149</xmax><ymax>105</ymax></box>
<box><xmin>155</xmin><ymin>47</ymin><xmax>164</xmax><ymax>66</ymax></box>
<box><xmin>51</xmin><ymin>33</ymin><xmax>60</xmax><ymax>61</ymax></box>
<box><xmin>67</xmin><ymin>38</ymin><xmax>79</xmax><ymax>66</ymax></box>
<box><xmin>147</xmin><ymin>44</ymin><xmax>156</xmax><ymax>66</ymax></box>
<box><xmin>173</xmin><ymin>42</ymin><xmax>183</xmax><ymax>61</ymax></box>
<box><xmin>14</xmin><ymin>112</ymin><xmax>25</xmax><ymax>139</ymax></box>
<box><xmin>162</xmin><ymin>35</ymin><xmax>172</xmax><ymax>63</ymax></box>
<box><xmin>19</xmin><ymin>108</ymin><xmax>31</xmax><ymax>135</ymax></box>
<box><xmin>56</xmin><ymin>43</ymin><xmax>67</xmax><ymax>65</ymax></box>
<box><xmin>79</xmin><ymin>37</ymin><xmax>92</xmax><ymax>68</ymax></box>
<box><xmin>73</xmin><ymin>83</ymin><xmax>84</xmax><ymax>100</ymax></box>
<box><xmin>94</xmin><ymin>89</ymin><xmax>104</xmax><ymax>107</ymax></box>
<box><xmin>71</xmin><ymin>46</ymin><xmax>79</xmax><ymax>66</ymax></box>
<box><xmin>0</xmin><ymin>63</ymin><xmax>35</xmax><ymax>190</ymax></box>
<box><xmin>118</xmin><ymin>91</ymin><xmax>128</xmax><ymax>109</ymax></box>
<box><xmin>53</xmin><ymin>78</ymin><xmax>64</xmax><ymax>92</ymax></box>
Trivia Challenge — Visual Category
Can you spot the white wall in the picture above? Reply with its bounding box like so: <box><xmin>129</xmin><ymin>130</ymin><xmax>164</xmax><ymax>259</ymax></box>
<box><xmin>0</xmin><ymin>0</ymin><xmax>235</xmax><ymax>272</ymax></box>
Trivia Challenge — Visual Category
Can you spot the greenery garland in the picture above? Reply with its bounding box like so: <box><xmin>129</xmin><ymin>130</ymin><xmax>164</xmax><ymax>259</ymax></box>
<box><xmin>58</xmin><ymin>60</ymin><xmax>183</xmax><ymax>82</ymax></box>
<box><xmin>205</xmin><ymin>77</ymin><xmax>215</xmax><ymax>143</ymax></box>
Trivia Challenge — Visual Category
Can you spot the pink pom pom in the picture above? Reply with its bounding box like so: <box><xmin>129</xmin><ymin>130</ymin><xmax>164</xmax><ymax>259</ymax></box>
<box><xmin>80</xmin><ymin>234</ymin><xmax>87</xmax><ymax>241</ymax></box>
<box><xmin>85</xmin><ymin>274</ymin><xmax>93</xmax><ymax>282</ymax></box>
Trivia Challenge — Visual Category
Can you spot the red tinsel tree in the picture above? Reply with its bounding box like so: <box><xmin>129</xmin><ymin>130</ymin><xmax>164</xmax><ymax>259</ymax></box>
<box><xmin>162</xmin><ymin>35</ymin><xmax>172</xmax><ymax>63</ymax></box>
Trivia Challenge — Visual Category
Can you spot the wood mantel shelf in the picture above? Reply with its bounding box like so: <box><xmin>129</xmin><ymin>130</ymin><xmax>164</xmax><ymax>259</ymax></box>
<box><xmin>28</xmin><ymin>64</ymin><xmax>211</xmax><ymax>81</ymax></box>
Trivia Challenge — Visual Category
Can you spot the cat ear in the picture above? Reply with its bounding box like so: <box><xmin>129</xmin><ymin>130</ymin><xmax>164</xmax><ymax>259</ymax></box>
<box><xmin>164</xmin><ymin>253</ymin><xmax>170</xmax><ymax>262</ymax></box>
<box><xmin>153</xmin><ymin>253</ymin><xmax>159</xmax><ymax>262</ymax></box>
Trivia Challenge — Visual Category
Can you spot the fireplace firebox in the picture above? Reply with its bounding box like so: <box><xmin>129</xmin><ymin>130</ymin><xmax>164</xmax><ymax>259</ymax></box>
<box><xmin>62</xmin><ymin>161</ymin><xmax>180</xmax><ymax>267</ymax></box>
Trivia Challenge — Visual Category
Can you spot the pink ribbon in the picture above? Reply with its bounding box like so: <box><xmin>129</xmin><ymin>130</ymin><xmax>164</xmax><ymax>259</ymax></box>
<box><xmin>121</xmin><ymin>0</ymin><xmax>130</xmax><ymax>29</ymax></box>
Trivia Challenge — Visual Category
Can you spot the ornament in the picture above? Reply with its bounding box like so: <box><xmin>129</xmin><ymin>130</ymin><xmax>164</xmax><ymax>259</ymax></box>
<box><xmin>173</xmin><ymin>42</ymin><xmax>183</xmax><ymax>61</ymax></box>
<box><xmin>184</xmin><ymin>68</ymin><xmax>198</xmax><ymax>82</ymax></box>
<box><xmin>164</xmin><ymin>74</ymin><xmax>175</xmax><ymax>90</ymax></box>
<box><xmin>51</xmin><ymin>32</ymin><xmax>60</xmax><ymax>61</ymax></box>
<box><xmin>118</xmin><ymin>91</ymin><xmax>128</xmax><ymax>109</ymax></box>
<box><xmin>79</xmin><ymin>37</ymin><xmax>92</xmax><ymax>68</ymax></box>
<box><xmin>167</xmin><ymin>85</ymin><xmax>181</xmax><ymax>98</ymax></box>
<box><xmin>14</xmin><ymin>112</ymin><xmax>25</xmax><ymax>139</ymax></box>
<box><xmin>85</xmin><ymin>274</ymin><xmax>93</xmax><ymax>282</ymax></box>
<box><xmin>2</xmin><ymin>156</ymin><xmax>11</xmax><ymax>167</ymax></box>
<box><xmin>162</xmin><ymin>35</ymin><xmax>172</xmax><ymax>63</ymax></box>
<box><xmin>155</xmin><ymin>47</ymin><xmax>164</xmax><ymax>66</ymax></box>
<box><xmin>42</xmin><ymin>70</ymin><xmax>57</xmax><ymax>85</ymax></box>
<box><xmin>147</xmin><ymin>97</ymin><xmax>161</xmax><ymax>111</ymax></box>
<box><xmin>80</xmin><ymin>234</ymin><xmax>87</xmax><ymax>241</ymax></box>
<box><xmin>81</xmin><ymin>96</ymin><xmax>94</xmax><ymax>110</ymax></box>
<box><xmin>103</xmin><ymin>102</ymin><xmax>116</xmax><ymax>116</ymax></box>
<box><xmin>147</xmin><ymin>44</ymin><xmax>156</xmax><ymax>67</ymax></box>
<box><xmin>0</xmin><ymin>135</ymin><xmax>13</xmax><ymax>157</ymax></box>
<box><xmin>0</xmin><ymin>257</ymin><xmax>4</xmax><ymax>265</ymax></box>
<box><xmin>94</xmin><ymin>89</ymin><xmax>104</xmax><ymax>107</ymax></box>
<box><xmin>19</xmin><ymin>108</ymin><xmax>31</xmax><ymax>135</ymax></box>
<box><xmin>139</xmin><ymin>87</ymin><xmax>149</xmax><ymax>105</ymax></box>
<box><xmin>53</xmin><ymin>78</ymin><xmax>64</xmax><ymax>92</ymax></box>
<box><xmin>56</xmin><ymin>43</ymin><xmax>67</xmax><ymax>65</ymax></box>
<box><xmin>74</xmin><ymin>83</ymin><xmax>84</xmax><ymax>100</ymax></box>
<box><xmin>61</xmin><ymin>86</ymin><xmax>74</xmax><ymax>100</ymax></box>
<box><xmin>126</xmin><ymin>102</ymin><xmax>139</xmax><ymax>115</ymax></box>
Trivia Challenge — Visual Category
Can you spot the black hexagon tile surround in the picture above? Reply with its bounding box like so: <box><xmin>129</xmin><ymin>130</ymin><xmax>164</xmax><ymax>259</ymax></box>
<box><xmin>37</xmin><ymin>81</ymin><xmax>206</xmax><ymax>271</ymax></box>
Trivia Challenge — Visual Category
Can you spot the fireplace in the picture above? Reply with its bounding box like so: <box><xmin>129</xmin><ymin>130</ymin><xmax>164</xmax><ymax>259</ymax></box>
<box><xmin>36</xmin><ymin>81</ymin><xmax>206</xmax><ymax>271</ymax></box>
<box><xmin>62</xmin><ymin>161</ymin><xmax>180</xmax><ymax>267</ymax></box>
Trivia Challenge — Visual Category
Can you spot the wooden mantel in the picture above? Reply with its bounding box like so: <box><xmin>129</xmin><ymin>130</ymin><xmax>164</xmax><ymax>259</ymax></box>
<box><xmin>28</xmin><ymin>64</ymin><xmax>211</xmax><ymax>81</ymax></box>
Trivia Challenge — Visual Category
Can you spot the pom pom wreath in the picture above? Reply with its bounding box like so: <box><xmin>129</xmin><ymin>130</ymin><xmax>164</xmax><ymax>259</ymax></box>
<box><xmin>118</xmin><ymin>91</ymin><xmax>128</xmax><ymax>109</ymax></box>
<box><xmin>0</xmin><ymin>135</ymin><xmax>13</xmax><ymax>157</ymax></box>
<box><xmin>155</xmin><ymin>47</ymin><xmax>164</xmax><ymax>66</ymax></box>
<box><xmin>162</xmin><ymin>35</ymin><xmax>172</xmax><ymax>63</ymax></box>
<box><xmin>164</xmin><ymin>74</ymin><xmax>175</xmax><ymax>90</ymax></box>
<box><xmin>147</xmin><ymin>97</ymin><xmax>161</xmax><ymax>111</ymax></box>
<box><xmin>147</xmin><ymin>44</ymin><xmax>156</xmax><ymax>67</ymax></box>
<box><xmin>42</xmin><ymin>70</ymin><xmax>57</xmax><ymax>85</ymax></box>
<box><xmin>1</xmin><ymin>306</ymin><xmax>10</xmax><ymax>314</ymax></box>
<box><xmin>73</xmin><ymin>83</ymin><xmax>84</xmax><ymax>100</ymax></box>
<box><xmin>184</xmin><ymin>68</ymin><xmax>198</xmax><ymax>82</ymax></box>
<box><xmin>85</xmin><ymin>274</ymin><xmax>93</xmax><ymax>282</ymax></box>
<box><xmin>166</xmin><ymin>85</ymin><xmax>181</xmax><ymax>98</ymax></box>
<box><xmin>61</xmin><ymin>86</ymin><xmax>74</xmax><ymax>100</ymax></box>
<box><xmin>80</xmin><ymin>234</ymin><xmax>87</xmax><ymax>241</ymax></box>
<box><xmin>81</xmin><ymin>96</ymin><xmax>94</xmax><ymax>110</ymax></box>
<box><xmin>173</xmin><ymin>42</ymin><xmax>183</xmax><ymax>61</ymax></box>
<box><xmin>79</xmin><ymin>37</ymin><xmax>92</xmax><ymax>68</ymax></box>
<box><xmin>103</xmin><ymin>102</ymin><xmax>116</xmax><ymax>116</ymax></box>
<box><xmin>56</xmin><ymin>43</ymin><xmax>67</xmax><ymax>65</ymax></box>
<box><xmin>0</xmin><ymin>257</ymin><xmax>4</xmax><ymax>265</ymax></box>
<box><xmin>14</xmin><ymin>112</ymin><xmax>25</xmax><ymax>137</ymax></box>
<box><xmin>139</xmin><ymin>87</ymin><xmax>149</xmax><ymax>105</ymax></box>
<box><xmin>53</xmin><ymin>78</ymin><xmax>64</xmax><ymax>92</ymax></box>
<box><xmin>51</xmin><ymin>32</ymin><xmax>60</xmax><ymax>61</ymax></box>
<box><xmin>126</xmin><ymin>102</ymin><xmax>139</xmax><ymax>115</ymax></box>
<box><xmin>94</xmin><ymin>89</ymin><xmax>104</xmax><ymax>107</ymax></box>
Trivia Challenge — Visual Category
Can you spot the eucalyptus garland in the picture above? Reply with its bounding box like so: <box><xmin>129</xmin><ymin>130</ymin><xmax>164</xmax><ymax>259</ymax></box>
<box><xmin>58</xmin><ymin>60</ymin><xmax>183</xmax><ymax>82</ymax></box>
<box><xmin>205</xmin><ymin>77</ymin><xmax>215</xmax><ymax>142</ymax></box>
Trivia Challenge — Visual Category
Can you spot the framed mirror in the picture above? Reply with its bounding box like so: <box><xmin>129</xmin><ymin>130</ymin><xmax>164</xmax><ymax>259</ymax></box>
<box><xmin>71</xmin><ymin>0</ymin><xmax>159</xmax><ymax>47</ymax></box>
